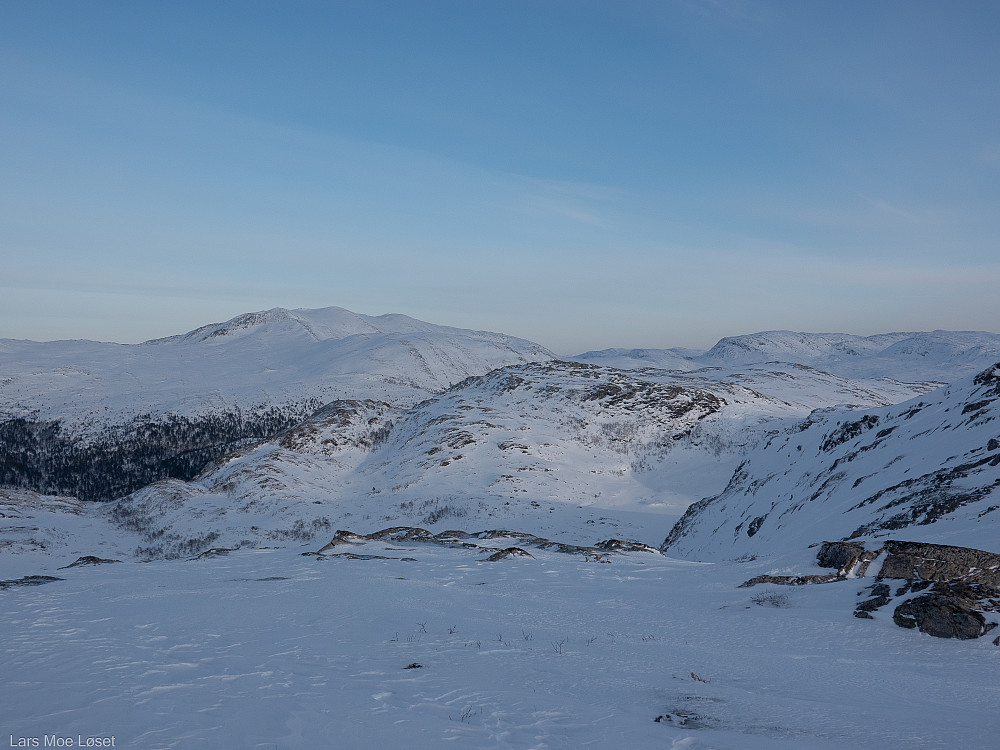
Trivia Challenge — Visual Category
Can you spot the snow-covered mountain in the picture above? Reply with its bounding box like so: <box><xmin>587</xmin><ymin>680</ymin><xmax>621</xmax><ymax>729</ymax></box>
<box><xmin>662</xmin><ymin>362</ymin><xmax>1000</xmax><ymax>561</ymax></box>
<box><xmin>576</xmin><ymin>330</ymin><xmax>1000</xmax><ymax>383</ymax></box>
<box><xmin>2</xmin><ymin>306</ymin><xmax>554</xmax><ymax>430</ymax></box>
<box><xmin>0</xmin><ymin>306</ymin><xmax>554</xmax><ymax>500</ymax></box>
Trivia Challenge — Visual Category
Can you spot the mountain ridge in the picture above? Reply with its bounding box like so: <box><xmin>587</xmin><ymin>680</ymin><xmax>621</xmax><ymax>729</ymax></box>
<box><xmin>575</xmin><ymin>329</ymin><xmax>1000</xmax><ymax>383</ymax></box>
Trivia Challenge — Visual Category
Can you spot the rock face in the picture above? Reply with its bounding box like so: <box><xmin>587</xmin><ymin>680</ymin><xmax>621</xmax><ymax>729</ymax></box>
<box><xmin>815</xmin><ymin>541</ymin><xmax>885</xmax><ymax>577</ymax></box>
<box><xmin>815</xmin><ymin>539</ymin><xmax>1000</xmax><ymax>585</ymax></box>
<box><xmin>0</xmin><ymin>575</ymin><xmax>64</xmax><ymax>590</ymax></box>
<box><xmin>877</xmin><ymin>541</ymin><xmax>1000</xmax><ymax>586</ymax></box>
<box><xmin>815</xmin><ymin>541</ymin><xmax>867</xmax><ymax>572</ymax></box>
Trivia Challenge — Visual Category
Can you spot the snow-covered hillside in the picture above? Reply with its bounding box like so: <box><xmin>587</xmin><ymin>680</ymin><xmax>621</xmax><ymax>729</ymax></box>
<box><xmin>663</xmin><ymin>363</ymin><xmax>1000</xmax><ymax>562</ymax></box>
<box><xmin>103</xmin><ymin>360</ymin><xmax>934</xmax><ymax>559</ymax></box>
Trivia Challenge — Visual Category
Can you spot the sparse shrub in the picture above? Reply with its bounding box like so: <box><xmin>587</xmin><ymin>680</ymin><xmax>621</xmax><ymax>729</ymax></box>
<box><xmin>751</xmin><ymin>591</ymin><xmax>790</xmax><ymax>608</ymax></box>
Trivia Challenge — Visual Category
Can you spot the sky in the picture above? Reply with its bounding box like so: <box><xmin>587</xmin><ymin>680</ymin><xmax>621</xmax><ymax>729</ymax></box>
<box><xmin>2</xmin><ymin>0</ymin><xmax>999</xmax><ymax>354</ymax></box>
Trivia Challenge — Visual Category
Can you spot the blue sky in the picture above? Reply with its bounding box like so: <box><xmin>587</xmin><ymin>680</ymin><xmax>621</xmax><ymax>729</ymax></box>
<box><xmin>2</xmin><ymin>0</ymin><xmax>998</xmax><ymax>353</ymax></box>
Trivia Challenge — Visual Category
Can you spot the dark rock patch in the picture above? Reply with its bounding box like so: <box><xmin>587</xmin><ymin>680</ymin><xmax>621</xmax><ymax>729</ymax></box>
<box><xmin>816</xmin><ymin>541</ymin><xmax>867</xmax><ymax>574</ymax></box>
<box><xmin>878</xmin><ymin>540</ymin><xmax>1000</xmax><ymax>586</ymax></box>
<box><xmin>485</xmin><ymin>547</ymin><xmax>535</xmax><ymax>561</ymax></box>
<box><xmin>59</xmin><ymin>555</ymin><xmax>121</xmax><ymax>569</ymax></box>
<box><xmin>743</xmin><ymin>539</ymin><xmax>1000</xmax><ymax>639</ymax></box>
<box><xmin>0</xmin><ymin>574</ymin><xmax>64</xmax><ymax>590</ymax></box>
<box><xmin>855</xmin><ymin>582</ymin><xmax>892</xmax><ymax>616</ymax></box>
<box><xmin>893</xmin><ymin>593</ymin><xmax>988</xmax><ymax>639</ymax></box>
<box><xmin>739</xmin><ymin>573</ymin><xmax>842</xmax><ymax>588</ymax></box>
<box><xmin>315</xmin><ymin>526</ymin><xmax>659</xmax><ymax>560</ymax></box>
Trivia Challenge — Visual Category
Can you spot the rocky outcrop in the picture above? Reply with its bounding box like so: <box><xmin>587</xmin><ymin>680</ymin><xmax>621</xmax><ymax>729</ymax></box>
<box><xmin>877</xmin><ymin>541</ymin><xmax>1000</xmax><ymax>586</ymax></box>
<box><xmin>854</xmin><ymin>582</ymin><xmax>892</xmax><ymax>618</ymax></box>
<box><xmin>485</xmin><ymin>547</ymin><xmax>535</xmax><ymax>561</ymax></box>
<box><xmin>738</xmin><ymin>573</ymin><xmax>842</xmax><ymax>588</ymax></box>
<box><xmin>742</xmin><ymin>539</ymin><xmax>1000</xmax><ymax>639</ymax></box>
<box><xmin>58</xmin><ymin>555</ymin><xmax>121</xmax><ymax>569</ymax></box>
<box><xmin>815</xmin><ymin>541</ymin><xmax>886</xmax><ymax>577</ymax></box>
<box><xmin>815</xmin><ymin>541</ymin><xmax>867</xmax><ymax>571</ymax></box>
<box><xmin>313</xmin><ymin>526</ymin><xmax>662</xmax><ymax>562</ymax></box>
<box><xmin>595</xmin><ymin>539</ymin><xmax>661</xmax><ymax>554</ymax></box>
<box><xmin>813</xmin><ymin>539</ymin><xmax>1000</xmax><ymax>587</ymax></box>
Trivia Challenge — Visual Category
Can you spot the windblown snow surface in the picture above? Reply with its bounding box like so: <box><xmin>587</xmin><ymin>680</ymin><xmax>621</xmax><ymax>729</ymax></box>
<box><xmin>3</xmin><ymin>534</ymin><xmax>999</xmax><ymax>749</ymax></box>
<box><xmin>3</xmin><ymin>313</ymin><xmax>1000</xmax><ymax>749</ymax></box>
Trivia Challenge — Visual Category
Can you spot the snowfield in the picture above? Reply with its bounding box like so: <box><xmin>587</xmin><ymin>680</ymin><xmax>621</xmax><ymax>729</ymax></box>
<box><xmin>3</xmin><ymin>542</ymin><xmax>1000</xmax><ymax>750</ymax></box>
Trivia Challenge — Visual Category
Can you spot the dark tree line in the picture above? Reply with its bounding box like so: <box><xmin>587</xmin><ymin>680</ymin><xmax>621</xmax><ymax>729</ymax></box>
<box><xmin>0</xmin><ymin>403</ymin><xmax>320</xmax><ymax>501</ymax></box>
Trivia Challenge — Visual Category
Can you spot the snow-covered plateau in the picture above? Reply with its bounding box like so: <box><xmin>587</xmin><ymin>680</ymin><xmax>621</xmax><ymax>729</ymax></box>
<box><xmin>2</xmin><ymin>308</ymin><xmax>1000</xmax><ymax>749</ymax></box>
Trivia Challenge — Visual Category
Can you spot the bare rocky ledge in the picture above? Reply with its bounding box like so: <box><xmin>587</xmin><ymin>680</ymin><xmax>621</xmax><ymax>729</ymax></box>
<box><xmin>308</xmin><ymin>526</ymin><xmax>662</xmax><ymax>563</ymax></box>
<box><xmin>741</xmin><ymin>539</ymin><xmax>1000</xmax><ymax>639</ymax></box>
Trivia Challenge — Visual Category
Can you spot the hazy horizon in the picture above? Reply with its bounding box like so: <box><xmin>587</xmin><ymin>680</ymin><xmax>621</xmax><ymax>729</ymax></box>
<box><xmin>3</xmin><ymin>1</ymin><xmax>999</xmax><ymax>352</ymax></box>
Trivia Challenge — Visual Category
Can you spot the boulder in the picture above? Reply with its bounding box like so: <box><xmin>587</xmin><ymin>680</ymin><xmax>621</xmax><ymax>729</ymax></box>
<box><xmin>892</xmin><ymin>594</ymin><xmax>987</xmax><ymax>639</ymax></box>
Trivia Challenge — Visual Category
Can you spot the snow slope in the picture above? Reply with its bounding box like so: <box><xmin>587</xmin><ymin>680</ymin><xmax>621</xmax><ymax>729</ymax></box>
<box><xmin>663</xmin><ymin>363</ymin><xmax>1000</xmax><ymax>562</ymax></box>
